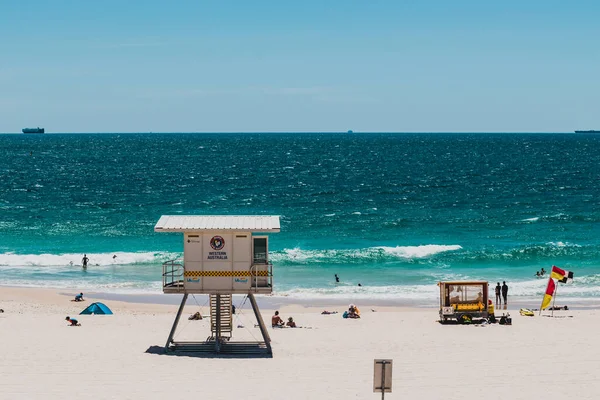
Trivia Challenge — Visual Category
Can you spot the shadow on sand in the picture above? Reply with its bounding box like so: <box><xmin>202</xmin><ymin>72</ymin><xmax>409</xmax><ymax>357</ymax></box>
<box><xmin>437</xmin><ymin>318</ymin><xmax>490</xmax><ymax>326</ymax></box>
<box><xmin>145</xmin><ymin>345</ymin><xmax>273</xmax><ymax>359</ymax></box>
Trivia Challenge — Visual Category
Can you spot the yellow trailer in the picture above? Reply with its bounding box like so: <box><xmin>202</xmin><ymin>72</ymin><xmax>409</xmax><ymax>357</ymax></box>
<box><xmin>438</xmin><ymin>281</ymin><xmax>491</xmax><ymax>324</ymax></box>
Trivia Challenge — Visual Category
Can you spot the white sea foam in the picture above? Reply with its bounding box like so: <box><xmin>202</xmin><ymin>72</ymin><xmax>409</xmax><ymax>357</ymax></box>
<box><xmin>274</xmin><ymin>284</ymin><xmax>440</xmax><ymax>302</ymax></box>
<box><xmin>0</xmin><ymin>278</ymin><xmax>164</xmax><ymax>294</ymax></box>
<box><xmin>521</xmin><ymin>217</ymin><xmax>540</xmax><ymax>222</ymax></box>
<box><xmin>495</xmin><ymin>275</ymin><xmax>600</xmax><ymax>298</ymax></box>
<box><xmin>0</xmin><ymin>251</ymin><xmax>179</xmax><ymax>267</ymax></box>
<box><xmin>375</xmin><ymin>245</ymin><xmax>463</xmax><ymax>259</ymax></box>
<box><xmin>273</xmin><ymin>274</ymin><xmax>600</xmax><ymax>302</ymax></box>
<box><xmin>270</xmin><ymin>244</ymin><xmax>463</xmax><ymax>263</ymax></box>
<box><xmin>546</xmin><ymin>241</ymin><xmax>581</xmax><ymax>248</ymax></box>
<box><xmin>2</xmin><ymin>268</ymin><xmax>600</xmax><ymax>301</ymax></box>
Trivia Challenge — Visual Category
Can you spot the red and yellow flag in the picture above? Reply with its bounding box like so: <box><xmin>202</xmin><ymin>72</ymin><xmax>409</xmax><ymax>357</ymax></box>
<box><xmin>541</xmin><ymin>278</ymin><xmax>556</xmax><ymax>310</ymax></box>
<box><xmin>550</xmin><ymin>265</ymin><xmax>574</xmax><ymax>283</ymax></box>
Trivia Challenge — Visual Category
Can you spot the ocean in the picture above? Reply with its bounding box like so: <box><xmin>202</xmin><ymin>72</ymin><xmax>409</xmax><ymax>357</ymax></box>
<box><xmin>1</xmin><ymin>132</ymin><xmax>599</xmax><ymax>305</ymax></box>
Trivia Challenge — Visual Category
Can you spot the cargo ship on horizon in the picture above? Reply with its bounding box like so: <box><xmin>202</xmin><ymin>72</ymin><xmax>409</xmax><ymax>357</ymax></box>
<box><xmin>22</xmin><ymin>127</ymin><xmax>44</xmax><ymax>134</ymax></box>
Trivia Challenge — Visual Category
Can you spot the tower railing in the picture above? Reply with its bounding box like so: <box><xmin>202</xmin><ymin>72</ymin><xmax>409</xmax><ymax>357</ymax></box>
<box><xmin>250</xmin><ymin>261</ymin><xmax>273</xmax><ymax>291</ymax></box>
<box><xmin>162</xmin><ymin>259</ymin><xmax>272</xmax><ymax>293</ymax></box>
<box><xmin>162</xmin><ymin>259</ymin><xmax>184</xmax><ymax>291</ymax></box>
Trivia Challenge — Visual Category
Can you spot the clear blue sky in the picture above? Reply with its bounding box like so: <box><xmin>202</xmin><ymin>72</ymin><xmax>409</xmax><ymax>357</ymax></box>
<box><xmin>1</xmin><ymin>1</ymin><xmax>599</xmax><ymax>132</ymax></box>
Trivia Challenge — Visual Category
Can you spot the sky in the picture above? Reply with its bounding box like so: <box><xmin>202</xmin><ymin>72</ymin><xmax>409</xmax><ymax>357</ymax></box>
<box><xmin>1</xmin><ymin>1</ymin><xmax>599</xmax><ymax>133</ymax></box>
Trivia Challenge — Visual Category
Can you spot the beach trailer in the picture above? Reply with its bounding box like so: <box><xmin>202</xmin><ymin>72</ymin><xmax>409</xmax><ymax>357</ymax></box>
<box><xmin>438</xmin><ymin>281</ymin><xmax>489</xmax><ymax>324</ymax></box>
<box><xmin>155</xmin><ymin>215</ymin><xmax>279</xmax><ymax>354</ymax></box>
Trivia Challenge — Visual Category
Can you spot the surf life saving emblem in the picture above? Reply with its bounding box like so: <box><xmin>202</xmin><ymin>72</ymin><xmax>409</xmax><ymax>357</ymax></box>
<box><xmin>210</xmin><ymin>236</ymin><xmax>225</xmax><ymax>250</ymax></box>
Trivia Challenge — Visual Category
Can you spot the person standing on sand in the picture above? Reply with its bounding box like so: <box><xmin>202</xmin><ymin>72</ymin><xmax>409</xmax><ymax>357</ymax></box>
<box><xmin>82</xmin><ymin>254</ymin><xmax>89</xmax><ymax>269</ymax></box>
<box><xmin>502</xmin><ymin>281</ymin><xmax>508</xmax><ymax>304</ymax></box>
<box><xmin>495</xmin><ymin>282</ymin><xmax>501</xmax><ymax>305</ymax></box>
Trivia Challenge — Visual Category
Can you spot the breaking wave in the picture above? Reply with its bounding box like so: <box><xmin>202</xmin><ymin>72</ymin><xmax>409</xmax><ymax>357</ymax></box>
<box><xmin>0</xmin><ymin>251</ymin><xmax>180</xmax><ymax>267</ymax></box>
<box><xmin>461</xmin><ymin>242</ymin><xmax>591</xmax><ymax>262</ymax></box>
<box><xmin>270</xmin><ymin>245</ymin><xmax>462</xmax><ymax>264</ymax></box>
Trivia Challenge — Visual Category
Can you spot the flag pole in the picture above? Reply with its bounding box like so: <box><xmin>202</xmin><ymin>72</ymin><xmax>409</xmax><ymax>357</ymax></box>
<box><xmin>551</xmin><ymin>280</ymin><xmax>559</xmax><ymax>318</ymax></box>
<box><xmin>539</xmin><ymin>277</ymin><xmax>550</xmax><ymax>316</ymax></box>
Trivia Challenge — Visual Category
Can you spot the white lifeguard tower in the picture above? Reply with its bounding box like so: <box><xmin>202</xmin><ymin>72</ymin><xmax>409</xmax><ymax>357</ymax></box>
<box><xmin>155</xmin><ymin>215</ymin><xmax>279</xmax><ymax>354</ymax></box>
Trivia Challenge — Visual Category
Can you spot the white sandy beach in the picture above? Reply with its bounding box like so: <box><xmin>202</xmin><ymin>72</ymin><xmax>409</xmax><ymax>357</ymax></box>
<box><xmin>0</xmin><ymin>287</ymin><xmax>599</xmax><ymax>400</ymax></box>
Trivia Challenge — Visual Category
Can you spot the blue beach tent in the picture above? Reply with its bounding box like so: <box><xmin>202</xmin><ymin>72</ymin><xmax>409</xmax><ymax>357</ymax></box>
<box><xmin>79</xmin><ymin>302</ymin><xmax>113</xmax><ymax>315</ymax></box>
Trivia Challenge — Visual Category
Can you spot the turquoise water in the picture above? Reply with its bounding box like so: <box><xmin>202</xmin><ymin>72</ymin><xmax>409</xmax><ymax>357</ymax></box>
<box><xmin>1</xmin><ymin>133</ymin><xmax>599</xmax><ymax>303</ymax></box>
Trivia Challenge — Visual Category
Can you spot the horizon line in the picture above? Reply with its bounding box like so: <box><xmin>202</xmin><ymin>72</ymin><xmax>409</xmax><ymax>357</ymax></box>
<box><xmin>0</xmin><ymin>131</ymin><xmax>584</xmax><ymax>135</ymax></box>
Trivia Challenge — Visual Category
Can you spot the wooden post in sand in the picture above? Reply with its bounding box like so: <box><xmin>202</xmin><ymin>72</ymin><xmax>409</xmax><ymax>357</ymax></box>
<box><xmin>380</xmin><ymin>362</ymin><xmax>386</xmax><ymax>400</ymax></box>
<box><xmin>374</xmin><ymin>359</ymin><xmax>393</xmax><ymax>399</ymax></box>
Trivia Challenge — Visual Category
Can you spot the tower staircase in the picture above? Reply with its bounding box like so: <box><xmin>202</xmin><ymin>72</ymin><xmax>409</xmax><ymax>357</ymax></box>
<box><xmin>210</xmin><ymin>294</ymin><xmax>233</xmax><ymax>340</ymax></box>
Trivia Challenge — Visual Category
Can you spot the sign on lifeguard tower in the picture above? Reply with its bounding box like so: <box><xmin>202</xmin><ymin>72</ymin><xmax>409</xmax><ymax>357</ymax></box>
<box><xmin>155</xmin><ymin>215</ymin><xmax>280</xmax><ymax>354</ymax></box>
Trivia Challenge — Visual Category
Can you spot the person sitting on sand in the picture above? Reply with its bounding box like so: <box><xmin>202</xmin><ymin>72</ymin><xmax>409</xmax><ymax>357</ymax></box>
<box><xmin>286</xmin><ymin>317</ymin><xmax>297</xmax><ymax>328</ymax></box>
<box><xmin>188</xmin><ymin>312</ymin><xmax>202</xmax><ymax>320</ymax></box>
<box><xmin>272</xmin><ymin>311</ymin><xmax>284</xmax><ymax>327</ymax></box>
<box><xmin>73</xmin><ymin>293</ymin><xmax>84</xmax><ymax>302</ymax></box>
<box><xmin>347</xmin><ymin>305</ymin><xmax>361</xmax><ymax>319</ymax></box>
<box><xmin>65</xmin><ymin>316</ymin><xmax>81</xmax><ymax>326</ymax></box>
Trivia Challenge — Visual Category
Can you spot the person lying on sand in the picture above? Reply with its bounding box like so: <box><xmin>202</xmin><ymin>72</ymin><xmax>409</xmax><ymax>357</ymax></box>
<box><xmin>532</xmin><ymin>305</ymin><xmax>568</xmax><ymax>311</ymax></box>
<box><xmin>72</xmin><ymin>293</ymin><xmax>84</xmax><ymax>302</ymax></box>
<box><xmin>188</xmin><ymin>312</ymin><xmax>202</xmax><ymax>320</ymax></box>
<box><xmin>272</xmin><ymin>311</ymin><xmax>284</xmax><ymax>327</ymax></box>
<box><xmin>65</xmin><ymin>316</ymin><xmax>81</xmax><ymax>326</ymax></box>
<box><xmin>286</xmin><ymin>317</ymin><xmax>297</xmax><ymax>328</ymax></box>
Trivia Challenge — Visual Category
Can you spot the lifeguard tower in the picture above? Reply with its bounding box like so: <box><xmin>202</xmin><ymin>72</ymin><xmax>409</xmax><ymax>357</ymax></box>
<box><xmin>155</xmin><ymin>215</ymin><xmax>280</xmax><ymax>354</ymax></box>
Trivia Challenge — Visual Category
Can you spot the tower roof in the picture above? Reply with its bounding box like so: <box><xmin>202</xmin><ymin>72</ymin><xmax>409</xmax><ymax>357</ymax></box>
<box><xmin>154</xmin><ymin>215</ymin><xmax>280</xmax><ymax>233</ymax></box>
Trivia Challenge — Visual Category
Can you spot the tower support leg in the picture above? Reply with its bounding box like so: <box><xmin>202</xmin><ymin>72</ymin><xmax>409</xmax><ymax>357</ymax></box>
<box><xmin>248</xmin><ymin>293</ymin><xmax>272</xmax><ymax>354</ymax></box>
<box><xmin>165</xmin><ymin>293</ymin><xmax>188</xmax><ymax>351</ymax></box>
